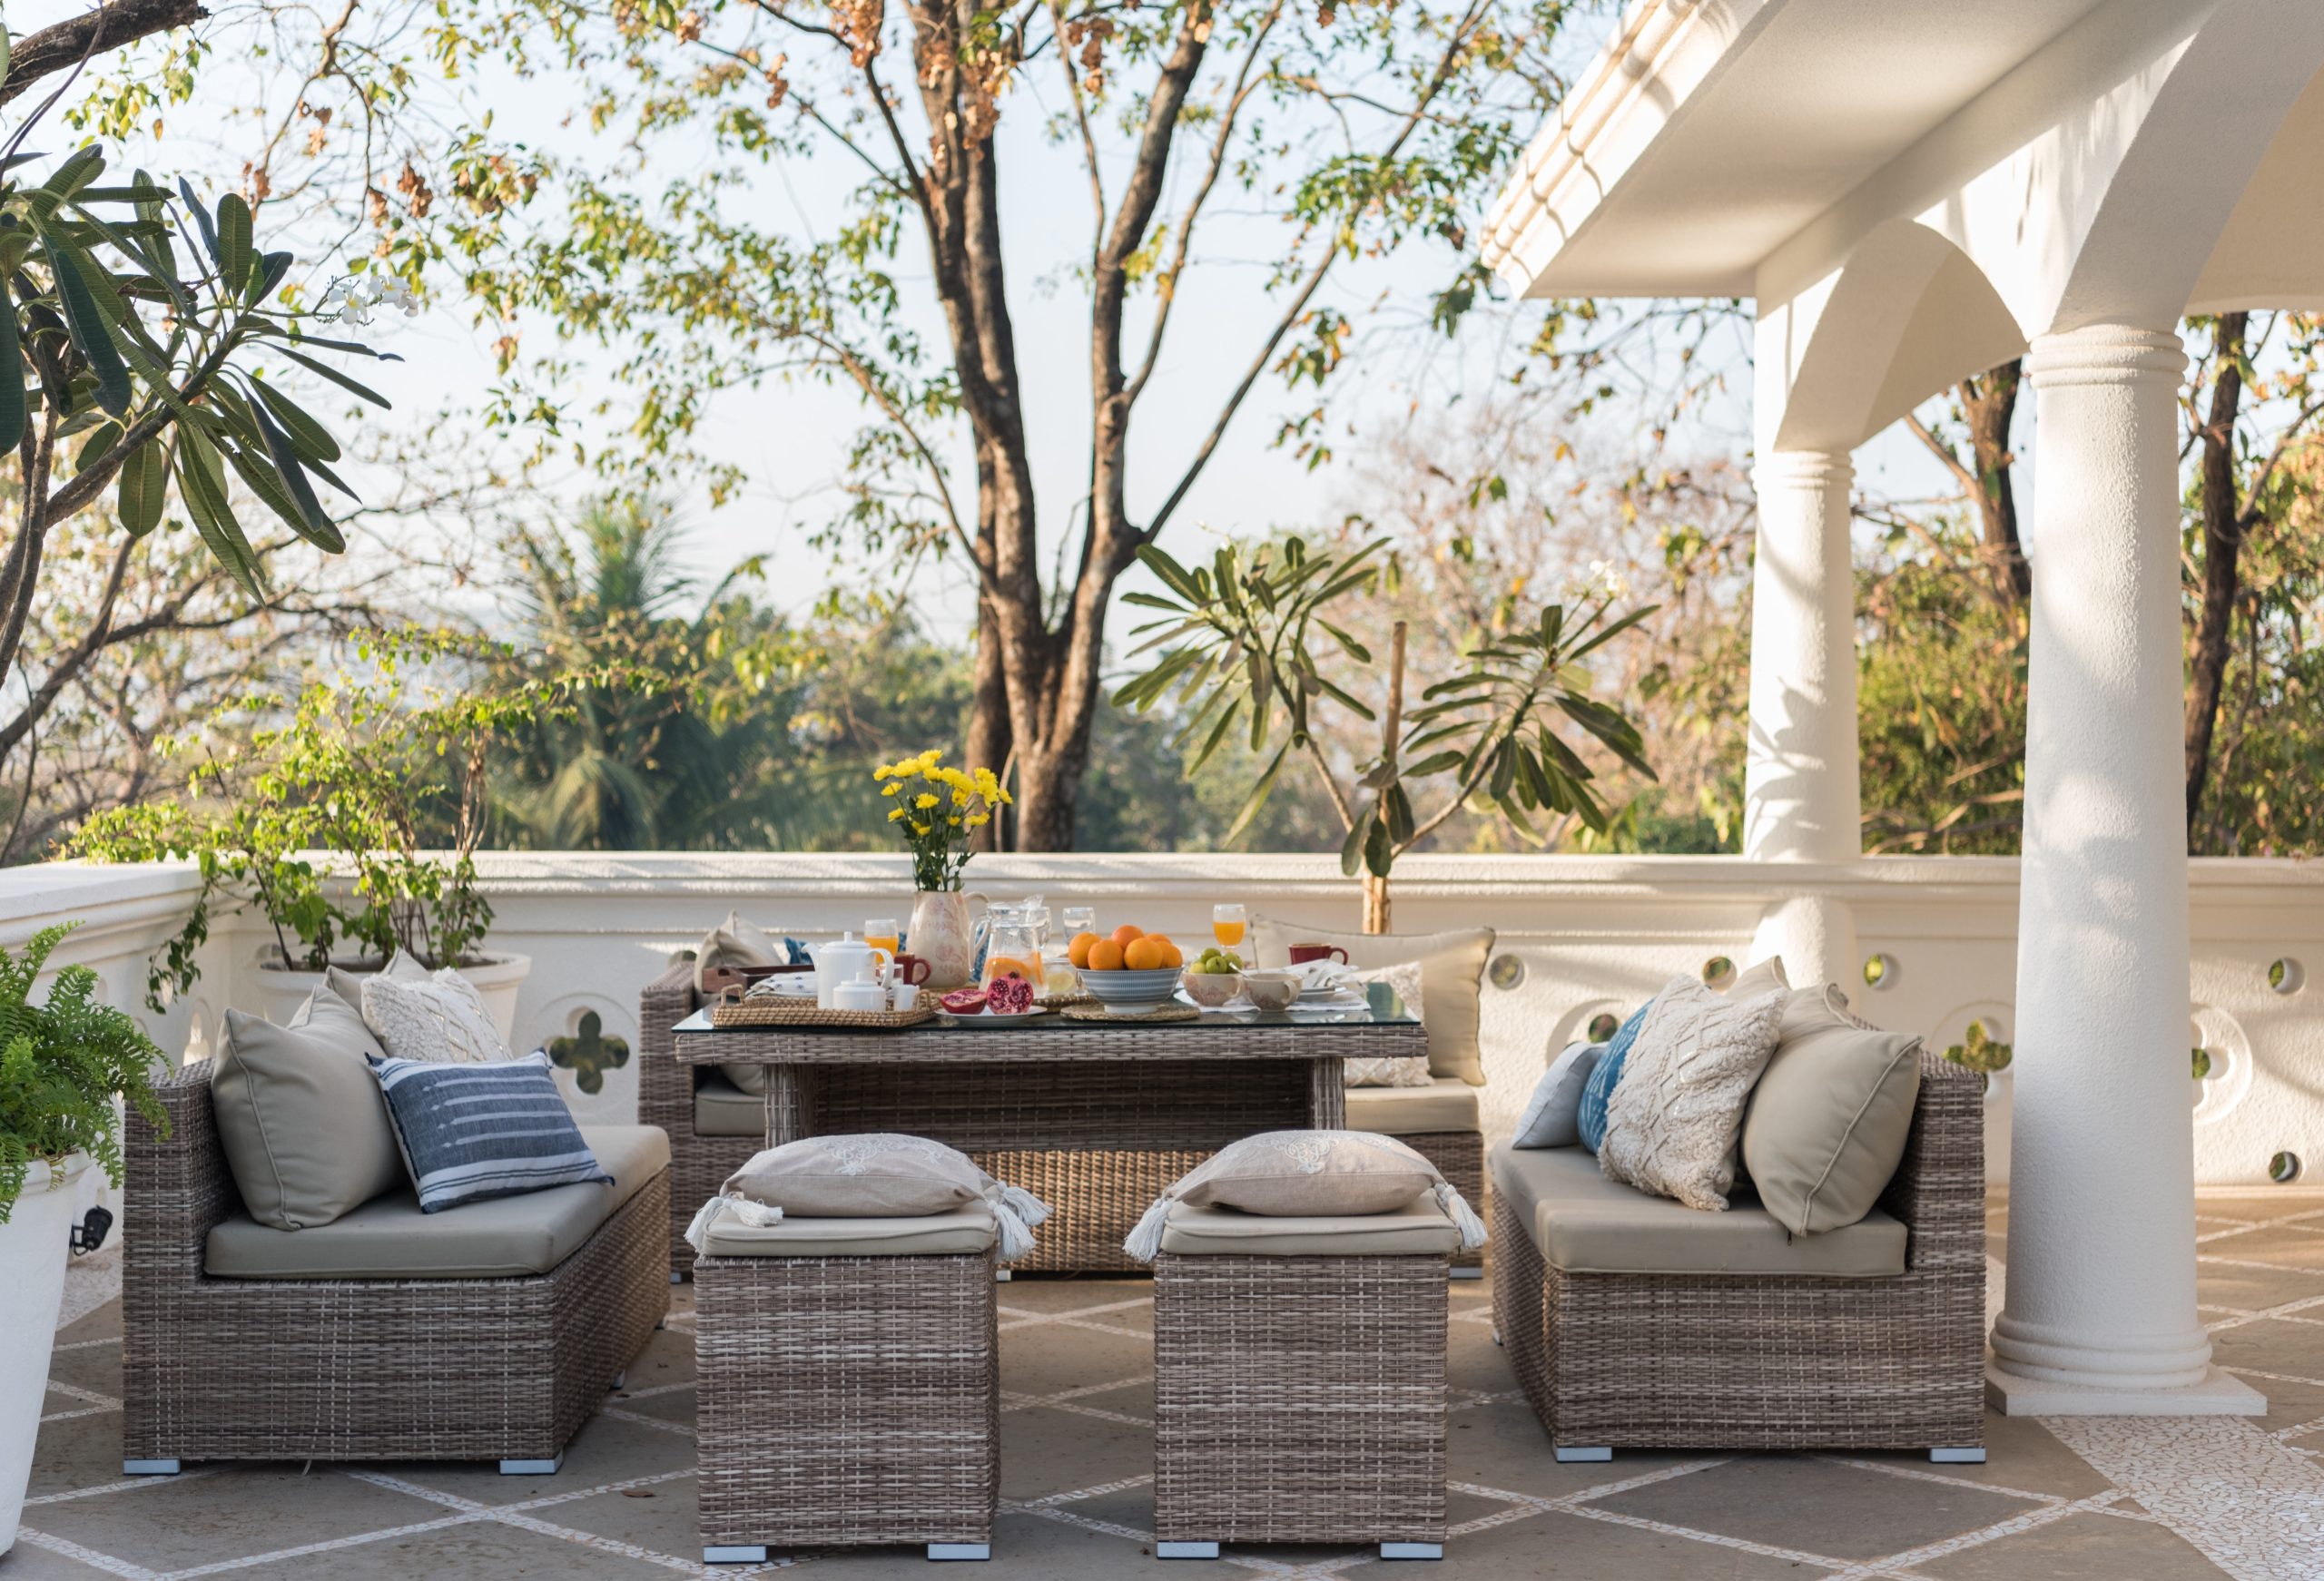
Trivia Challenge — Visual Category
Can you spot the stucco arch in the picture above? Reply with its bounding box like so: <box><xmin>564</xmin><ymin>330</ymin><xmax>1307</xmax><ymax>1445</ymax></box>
<box><xmin>2051</xmin><ymin>0</ymin><xmax>2324</xmax><ymax>331</ymax></box>
<box><xmin>1763</xmin><ymin>220</ymin><xmax>2022</xmax><ymax>455</ymax></box>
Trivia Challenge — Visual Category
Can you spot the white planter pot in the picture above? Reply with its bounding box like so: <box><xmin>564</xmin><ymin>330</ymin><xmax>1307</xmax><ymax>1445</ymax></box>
<box><xmin>0</xmin><ymin>1154</ymin><xmax>89</xmax><ymax>1555</ymax></box>
<box><xmin>251</xmin><ymin>952</ymin><xmax>534</xmax><ymax>1046</ymax></box>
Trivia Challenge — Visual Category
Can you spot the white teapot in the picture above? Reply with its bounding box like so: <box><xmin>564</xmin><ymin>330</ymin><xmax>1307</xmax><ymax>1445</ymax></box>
<box><xmin>810</xmin><ymin>933</ymin><xmax>881</xmax><ymax>1009</ymax></box>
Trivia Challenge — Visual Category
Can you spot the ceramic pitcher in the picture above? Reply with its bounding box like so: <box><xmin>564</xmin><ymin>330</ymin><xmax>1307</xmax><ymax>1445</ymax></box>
<box><xmin>907</xmin><ymin>889</ymin><xmax>985</xmax><ymax>990</ymax></box>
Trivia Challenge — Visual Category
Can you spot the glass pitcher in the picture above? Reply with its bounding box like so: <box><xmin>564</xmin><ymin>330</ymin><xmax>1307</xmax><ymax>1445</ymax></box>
<box><xmin>976</xmin><ymin>900</ymin><xmax>1044</xmax><ymax>988</ymax></box>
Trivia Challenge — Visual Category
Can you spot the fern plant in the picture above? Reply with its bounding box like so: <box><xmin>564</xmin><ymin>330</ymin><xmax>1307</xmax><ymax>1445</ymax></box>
<box><xmin>0</xmin><ymin>924</ymin><xmax>168</xmax><ymax>1223</ymax></box>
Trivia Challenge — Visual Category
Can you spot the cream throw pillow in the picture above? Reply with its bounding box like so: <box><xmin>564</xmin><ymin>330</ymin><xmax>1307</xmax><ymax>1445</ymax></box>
<box><xmin>359</xmin><ymin>950</ymin><xmax>511</xmax><ymax>1065</ymax></box>
<box><xmin>689</xmin><ymin>1133</ymin><xmax>1049</xmax><ymax>1261</ymax></box>
<box><xmin>694</xmin><ymin>909</ymin><xmax>783</xmax><ymax>993</ymax></box>
<box><xmin>1599</xmin><ymin>974</ymin><xmax>1787</xmax><ymax>1211</ymax></box>
<box><xmin>1741</xmin><ymin>985</ymin><xmax>1924</xmax><ymax>1234</ymax></box>
<box><xmin>1343</xmin><ymin>962</ymin><xmax>1431</xmax><ymax>1087</ymax></box>
<box><xmin>1124</xmin><ymin>1129</ymin><xmax>1486</xmax><ymax>1261</ymax></box>
<box><xmin>1251</xmin><ymin>918</ymin><xmax>1493</xmax><ymax>1085</ymax></box>
<box><xmin>212</xmin><ymin>991</ymin><xmax>405</xmax><ymax>1229</ymax></box>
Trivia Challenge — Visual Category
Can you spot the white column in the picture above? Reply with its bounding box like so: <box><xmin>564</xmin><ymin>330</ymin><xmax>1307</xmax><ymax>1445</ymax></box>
<box><xmin>1986</xmin><ymin>325</ymin><xmax>2259</xmax><ymax>1414</ymax></box>
<box><xmin>1743</xmin><ymin>449</ymin><xmax>1860</xmax><ymax>988</ymax></box>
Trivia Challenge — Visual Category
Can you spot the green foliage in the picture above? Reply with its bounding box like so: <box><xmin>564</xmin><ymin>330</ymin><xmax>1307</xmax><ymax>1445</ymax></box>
<box><xmin>1117</xmin><ymin>534</ymin><xmax>1658</xmax><ymax>878</ymax></box>
<box><xmin>0</xmin><ymin>923</ymin><xmax>168</xmax><ymax>1222</ymax></box>
<box><xmin>73</xmin><ymin>630</ymin><xmax>665</xmax><ymax>1007</ymax></box>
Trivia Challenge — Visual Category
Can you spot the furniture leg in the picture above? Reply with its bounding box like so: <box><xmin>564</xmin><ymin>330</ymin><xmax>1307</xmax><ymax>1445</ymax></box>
<box><xmin>1308</xmin><ymin>1056</ymin><xmax>1346</xmax><ymax>1129</ymax></box>
<box><xmin>763</xmin><ymin>1063</ymin><xmax>818</xmax><ymax>1145</ymax></box>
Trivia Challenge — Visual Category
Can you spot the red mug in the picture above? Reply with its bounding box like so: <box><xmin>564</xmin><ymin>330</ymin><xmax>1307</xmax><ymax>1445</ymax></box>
<box><xmin>1287</xmin><ymin>943</ymin><xmax>1349</xmax><ymax>966</ymax></box>
<box><xmin>889</xmin><ymin>953</ymin><xmax>934</xmax><ymax>987</ymax></box>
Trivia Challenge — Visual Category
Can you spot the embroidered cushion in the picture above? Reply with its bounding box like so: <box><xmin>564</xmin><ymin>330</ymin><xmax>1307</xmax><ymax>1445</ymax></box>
<box><xmin>1250</xmin><ymin>918</ymin><xmax>1493</xmax><ymax>1085</ymax></box>
<box><xmin>360</xmin><ymin>950</ymin><xmax>510</xmax><ymax>1065</ymax></box>
<box><xmin>212</xmin><ymin>991</ymin><xmax>404</xmax><ymax>1230</ymax></box>
<box><xmin>1577</xmin><ymin>1000</ymin><xmax>1651</xmax><ymax>1153</ymax></box>
<box><xmin>1599</xmin><ymin>974</ymin><xmax>1788</xmax><ymax>1212</ymax></box>
<box><xmin>1742</xmin><ymin>984</ymin><xmax>1924</xmax><ymax>1234</ymax></box>
<box><xmin>369</xmin><ymin>1051</ymin><xmax>610</xmax><ymax>1213</ymax></box>
<box><xmin>1342</xmin><ymin>962</ymin><xmax>1431</xmax><ymax>1087</ymax></box>
<box><xmin>1124</xmin><ymin>1129</ymin><xmax>1487</xmax><ymax>1262</ymax></box>
<box><xmin>1512</xmin><ymin>1040</ymin><xmax>1603</xmax><ymax>1149</ymax></box>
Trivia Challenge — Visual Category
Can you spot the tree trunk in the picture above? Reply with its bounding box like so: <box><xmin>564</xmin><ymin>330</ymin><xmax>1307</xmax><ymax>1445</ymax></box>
<box><xmin>1361</xmin><ymin>872</ymin><xmax>1390</xmax><ymax>934</ymax></box>
<box><xmin>2185</xmin><ymin>312</ymin><xmax>2250</xmax><ymax>832</ymax></box>
<box><xmin>1959</xmin><ymin>360</ymin><xmax>2029</xmax><ymax>604</ymax></box>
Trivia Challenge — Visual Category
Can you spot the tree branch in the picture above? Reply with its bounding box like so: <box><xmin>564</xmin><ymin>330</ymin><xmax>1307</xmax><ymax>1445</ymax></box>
<box><xmin>0</xmin><ymin>0</ymin><xmax>209</xmax><ymax>106</ymax></box>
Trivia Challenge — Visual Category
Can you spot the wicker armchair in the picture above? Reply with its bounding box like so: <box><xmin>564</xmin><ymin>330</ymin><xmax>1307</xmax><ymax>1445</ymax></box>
<box><xmin>1491</xmin><ymin>1050</ymin><xmax>1985</xmax><ymax>1458</ymax></box>
<box><xmin>640</xmin><ymin>960</ymin><xmax>761</xmax><ymax>1275</ymax></box>
<box><xmin>123</xmin><ymin>1059</ymin><xmax>670</xmax><ymax>1474</ymax></box>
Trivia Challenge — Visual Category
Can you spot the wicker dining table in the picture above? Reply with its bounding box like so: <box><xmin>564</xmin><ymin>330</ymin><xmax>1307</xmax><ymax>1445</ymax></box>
<box><xmin>670</xmin><ymin>1002</ymin><xmax>1426</xmax><ymax>1272</ymax></box>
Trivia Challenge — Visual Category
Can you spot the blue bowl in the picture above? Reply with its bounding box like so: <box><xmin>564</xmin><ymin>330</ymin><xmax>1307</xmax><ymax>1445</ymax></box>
<box><xmin>1079</xmin><ymin>967</ymin><xmax>1184</xmax><ymax>1014</ymax></box>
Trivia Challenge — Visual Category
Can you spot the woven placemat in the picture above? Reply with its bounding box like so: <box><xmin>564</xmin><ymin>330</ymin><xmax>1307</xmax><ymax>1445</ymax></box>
<box><xmin>1061</xmin><ymin>1002</ymin><xmax>1199</xmax><ymax>1025</ymax></box>
<box><xmin>710</xmin><ymin>998</ymin><xmax>934</xmax><ymax>1030</ymax></box>
<box><xmin>1036</xmin><ymin>992</ymin><xmax>1097</xmax><ymax>1009</ymax></box>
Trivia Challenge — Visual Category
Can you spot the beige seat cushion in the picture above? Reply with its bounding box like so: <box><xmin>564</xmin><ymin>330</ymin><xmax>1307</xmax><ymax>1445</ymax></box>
<box><xmin>206</xmin><ymin>1125</ymin><xmax>669</xmax><ymax>1280</ymax></box>
<box><xmin>1489</xmin><ymin>1144</ymin><xmax>1905</xmax><ymax>1278</ymax></box>
<box><xmin>1743</xmin><ymin>985</ymin><xmax>1924</xmax><ymax>1235</ymax></box>
<box><xmin>1344</xmin><ymin>1076</ymin><xmax>1480</xmax><ymax>1134</ymax></box>
<box><xmin>700</xmin><ymin>1206</ymin><xmax>998</xmax><ymax>1258</ymax></box>
<box><xmin>1251</xmin><ymin>918</ymin><xmax>1492</xmax><ymax>1085</ymax></box>
<box><xmin>212</xmin><ymin>992</ymin><xmax>404</xmax><ymax>1231</ymax></box>
<box><xmin>694</xmin><ymin>1073</ymin><xmax>764</xmax><ymax>1137</ymax></box>
<box><xmin>1158</xmin><ymin>1199</ymin><xmax>1461</xmax><ymax>1258</ymax></box>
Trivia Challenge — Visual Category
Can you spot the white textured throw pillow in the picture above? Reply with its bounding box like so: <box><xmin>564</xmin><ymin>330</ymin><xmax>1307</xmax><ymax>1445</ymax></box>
<box><xmin>1512</xmin><ymin>1040</ymin><xmax>1602</xmax><ymax>1148</ymax></box>
<box><xmin>360</xmin><ymin>950</ymin><xmax>511</xmax><ymax>1065</ymax></box>
<box><xmin>1599</xmin><ymin>974</ymin><xmax>1787</xmax><ymax>1211</ymax></box>
<box><xmin>1343</xmin><ymin>961</ymin><xmax>1431</xmax><ymax>1087</ymax></box>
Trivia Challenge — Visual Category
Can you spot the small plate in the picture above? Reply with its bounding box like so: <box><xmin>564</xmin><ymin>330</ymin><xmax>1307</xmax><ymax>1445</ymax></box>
<box><xmin>939</xmin><ymin>1007</ymin><xmax>1050</xmax><ymax>1027</ymax></box>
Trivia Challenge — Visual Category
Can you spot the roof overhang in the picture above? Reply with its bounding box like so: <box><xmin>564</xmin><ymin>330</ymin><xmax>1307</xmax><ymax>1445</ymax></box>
<box><xmin>1482</xmin><ymin>0</ymin><xmax>2114</xmax><ymax>300</ymax></box>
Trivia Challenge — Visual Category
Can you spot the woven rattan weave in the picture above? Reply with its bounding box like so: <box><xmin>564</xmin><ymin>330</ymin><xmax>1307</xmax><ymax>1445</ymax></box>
<box><xmin>694</xmin><ymin>1249</ymin><xmax>999</xmax><ymax>1554</ymax></box>
<box><xmin>707</xmin><ymin>997</ymin><xmax>934</xmax><ymax>1029</ymax></box>
<box><xmin>669</xmin><ymin>1000</ymin><xmax>1415</xmax><ymax>1272</ymax></box>
<box><xmin>1399</xmin><ymin>1129</ymin><xmax>1486</xmax><ymax>1272</ymax></box>
<box><xmin>1490</xmin><ymin>1050</ymin><xmax>1985</xmax><ymax>1453</ymax></box>
<box><xmin>123</xmin><ymin>1058</ymin><xmax>671</xmax><ymax>1466</ymax></box>
<box><xmin>1154</xmin><ymin>1252</ymin><xmax>1450</xmax><ymax>1548</ymax></box>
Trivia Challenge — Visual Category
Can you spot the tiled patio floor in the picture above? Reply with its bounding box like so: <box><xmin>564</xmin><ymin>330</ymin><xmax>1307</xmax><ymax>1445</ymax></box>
<box><xmin>12</xmin><ymin>1190</ymin><xmax>2324</xmax><ymax>1579</ymax></box>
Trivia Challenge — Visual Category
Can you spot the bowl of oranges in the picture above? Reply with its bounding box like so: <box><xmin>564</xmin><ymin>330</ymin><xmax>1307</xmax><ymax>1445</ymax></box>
<box><xmin>1068</xmin><ymin>925</ymin><xmax>1185</xmax><ymax>1014</ymax></box>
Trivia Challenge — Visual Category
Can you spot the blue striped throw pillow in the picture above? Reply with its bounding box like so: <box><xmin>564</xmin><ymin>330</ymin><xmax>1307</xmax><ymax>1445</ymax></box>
<box><xmin>369</xmin><ymin>1052</ymin><xmax>610</xmax><ymax>1213</ymax></box>
<box><xmin>1577</xmin><ymin>999</ymin><xmax>1655</xmax><ymax>1154</ymax></box>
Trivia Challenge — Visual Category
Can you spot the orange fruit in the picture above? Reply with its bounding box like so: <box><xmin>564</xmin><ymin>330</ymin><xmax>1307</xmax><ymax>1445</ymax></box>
<box><xmin>1088</xmin><ymin>938</ymin><xmax>1127</xmax><ymax>972</ymax></box>
<box><xmin>1110</xmin><ymin>923</ymin><xmax>1144</xmax><ymax>948</ymax></box>
<box><xmin>1157</xmin><ymin>939</ymin><xmax>1185</xmax><ymax>968</ymax></box>
<box><xmin>1147</xmin><ymin>933</ymin><xmax>1174</xmax><ymax>951</ymax></box>
<box><xmin>1124</xmin><ymin>937</ymin><xmax>1165</xmax><ymax>971</ymax></box>
<box><xmin>1067</xmin><ymin>932</ymin><xmax>1100</xmax><ymax>968</ymax></box>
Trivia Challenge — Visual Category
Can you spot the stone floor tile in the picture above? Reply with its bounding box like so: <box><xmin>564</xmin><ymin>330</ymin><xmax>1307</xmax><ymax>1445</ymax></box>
<box><xmin>1445</xmin><ymin>1404</ymin><xmax>1709</xmax><ymax>1502</ymax></box>
<box><xmin>1343</xmin><ymin>1505</ymin><xmax>1827</xmax><ymax>1577</ymax></box>
<box><xmin>1916</xmin><ymin>1508</ymin><xmax>2226</xmax><ymax>1580</ymax></box>
<box><xmin>2207</xmin><ymin>1225</ymin><xmax>2324</xmax><ymax>1273</ymax></box>
<box><xmin>2208</xmin><ymin>1317</ymin><xmax>2324</xmax><ymax>1383</ymax></box>
<box><xmin>2219</xmin><ymin>1363</ymin><xmax>2324</xmax><ymax>1434</ymax></box>
<box><xmin>22</xmin><ymin>1463</ymin><xmax>458</xmax><ymax>1573</ymax></box>
<box><xmin>998</xmin><ymin>1313</ymin><xmax>1152</xmax><ymax>1394</ymax></box>
<box><xmin>537</xmin><ymin>1471</ymin><xmax>708</xmax><ymax>1560</ymax></box>
<box><xmin>219</xmin><ymin>1516</ymin><xmax>684</xmax><ymax>1578</ymax></box>
<box><xmin>1827</xmin><ymin>1415</ymin><xmax>2115</xmax><ymax>1502</ymax></box>
<box><xmin>0</xmin><ymin>1536</ymin><xmax>133</xmax><ymax>1579</ymax></box>
<box><xmin>2200</xmin><ymin>1257</ymin><xmax>2324</xmax><ymax>1314</ymax></box>
<box><xmin>999</xmin><ymin>1403</ymin><xmax>1157</xmax><ymax>1501</ymax></box>
<box><xmin>1588</xmin><ymin>1453</ymin><xmax>2043</xmax><ymax>1562</ymax></box>
<box><xmin>376</xmin><ymin>1409</ymin><xmax>698</xmax><ymax>1508</ymax></box>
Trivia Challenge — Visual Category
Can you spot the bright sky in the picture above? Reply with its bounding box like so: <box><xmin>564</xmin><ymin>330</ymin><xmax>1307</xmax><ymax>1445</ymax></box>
<box><xmin>21</xmin><ymin>0</ymin><xmax>1970</xmax><ymax>647</ymax></box>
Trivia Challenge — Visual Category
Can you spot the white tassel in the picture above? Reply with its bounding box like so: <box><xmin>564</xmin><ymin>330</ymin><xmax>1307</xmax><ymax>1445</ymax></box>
<box><xmin>1435</xmin><ymin>1182</ymin><xmax>1489</xmax><ymax>1252</ymax></box>
<box><xmin>1122</xmin><ymin>1193</ymin><xmax>1175</xmax><ymax>1264</ymax></box>
<box><xmin>999</xmin><ymin>1182</ymin><xmax>1051</xmax><ymax>1228</ymax></box>
<box><xmin>990</xmin><ymin>1197</ymin><xmax>1038</xmax><ymax>1262</ymax></box>
<box><xmin>684</xmin><ymin>1192</ymin><xmax>783</xmax><ymax>1255</ymax></box>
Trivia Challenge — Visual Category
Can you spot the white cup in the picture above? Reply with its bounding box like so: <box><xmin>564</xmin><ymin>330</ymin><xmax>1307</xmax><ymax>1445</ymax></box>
<box><xmin>891</xmin><ymin>983</ymin><xmax>920</xmax><ymax>1011</ymax></box>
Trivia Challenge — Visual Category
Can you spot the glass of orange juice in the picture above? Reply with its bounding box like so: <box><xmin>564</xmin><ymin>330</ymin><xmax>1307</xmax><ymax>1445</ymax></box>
<box><xmin>1212</xmin><ymin>903</ymin><xmax>1246</xmax><ymax>948</ymax></box>
<box><xmin>864</xmin><ymin>918</ymin><xmax>900</xmax><ymax>966</ymax></box>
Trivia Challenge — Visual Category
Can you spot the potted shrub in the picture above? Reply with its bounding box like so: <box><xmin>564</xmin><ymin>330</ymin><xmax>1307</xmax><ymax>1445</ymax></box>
<box><xmin>70</xmin><ymin>634</ymin><xmax>609</xmax><ymax>1036</ymax></box>
<box><xmin>0</xmin><ymin>924</ymin><xmax>166</xmax><ymax>1555</ymax></box>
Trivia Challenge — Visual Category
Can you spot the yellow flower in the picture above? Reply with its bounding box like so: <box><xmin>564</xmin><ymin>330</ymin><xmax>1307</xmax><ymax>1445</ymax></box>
<box><xmin>966</xmin><ymin>812</ymin><xmax>990</xmax><ymax>828</ymax></box>
<box><xmin>911</xmin><ymin>821</ymin><xmax>931</xmax><ymax>836</ymax></box>
<box><xmin>949</xmin><ymin>815</ymin><xmax>962</xmax><ymax>827</ymax></box>
<box><xmin>887</xmin><ymin>807</ymin><xmax>907</xmax><ymax>822</ymax></box>
<box><xmin>951</xmin><ymin>788</ymin><xmax>969</xmax><ymax>807</ymax></box>
<box><xmin>997</xmin><ymin>789</ymin><xmax>1015</xmax><ymax>806</ymax></box>
<box><xmin>915</xmin><ymin>792</ymin><xmax>940</xmax><ymax>810</ymax></box>
<box><xmin>881</xmin><ymin>782</ymin><xmax>901</xmax><ymax>797</ymax></box>
<box><xmin>873</xmin><ymin>761</ymin><xmax>894</xmax><ymax>778</ymax></box>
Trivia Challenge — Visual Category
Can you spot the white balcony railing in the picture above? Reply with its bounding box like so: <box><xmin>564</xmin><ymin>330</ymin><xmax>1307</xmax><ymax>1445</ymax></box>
<box><xmin>15</xmin><ymin>852</ymin><xmax>2324</xmax><ymax>1188</ymax></box>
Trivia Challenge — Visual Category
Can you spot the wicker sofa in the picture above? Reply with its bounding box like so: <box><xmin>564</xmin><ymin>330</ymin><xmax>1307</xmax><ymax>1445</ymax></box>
<box><xmin>639</xmin><ymin>958</ymin><xmax>1489</xmax><ymax>1274</ymax></box>
<box><xmin>1489</xmin><ymin>1049</ymin><xmax>1984</xmax><ymax>1459</ymax></box>
<box><xmin>123</xmin><ymin>1058</ymin><xmax>671</xmax><ymax>1474</ymax></box>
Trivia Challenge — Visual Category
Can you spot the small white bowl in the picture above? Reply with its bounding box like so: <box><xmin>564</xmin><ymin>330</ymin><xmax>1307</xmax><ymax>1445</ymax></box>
<box><xmin>1178</xmin><ymin>968</ymin><xmax>1245</xmax><ymax>1008</ymax></box>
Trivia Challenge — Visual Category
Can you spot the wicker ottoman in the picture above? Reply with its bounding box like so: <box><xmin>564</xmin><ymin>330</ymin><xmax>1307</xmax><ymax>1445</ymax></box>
<box><xmin>1151</xmin><ymin>1201</ymin><xmax>1459</xmax><ymax>1561</ymax></box>
<box><xmin>694</xmin><ymin>1209</ymin><xmax>1001</xmax><ymax>1564</ymax></box>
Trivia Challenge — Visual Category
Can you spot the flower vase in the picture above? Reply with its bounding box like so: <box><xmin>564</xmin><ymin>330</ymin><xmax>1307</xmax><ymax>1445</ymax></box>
<box><xmin>908</xmin><ymin>889</ymin><xmax>985</xmax><ymax>991</ymax></box>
